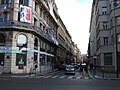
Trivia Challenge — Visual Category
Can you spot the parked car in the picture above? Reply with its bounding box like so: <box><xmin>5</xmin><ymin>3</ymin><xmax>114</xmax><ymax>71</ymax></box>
<box><xmin>65</xmin><ymin>65</ymin><xmax>75</xmax><ymax>75</ymax></box>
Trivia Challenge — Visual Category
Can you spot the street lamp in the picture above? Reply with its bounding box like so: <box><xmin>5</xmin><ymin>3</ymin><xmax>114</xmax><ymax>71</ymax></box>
<box><xmin>113</xmin><ymin>0</ymin><xmax>119</xmax><ymax>78</ymax></box>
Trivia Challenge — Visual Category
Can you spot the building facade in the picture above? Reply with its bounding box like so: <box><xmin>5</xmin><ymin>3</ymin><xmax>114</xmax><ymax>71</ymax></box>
<box><xmin>89</xmin><ymin>0</ymin><xmax>120</xmax><ymax>72</ymax></box>
<box><xmin>0</xmin><ymin>0</ymin><xmax>81</xmax><ymax>74</ymax></box>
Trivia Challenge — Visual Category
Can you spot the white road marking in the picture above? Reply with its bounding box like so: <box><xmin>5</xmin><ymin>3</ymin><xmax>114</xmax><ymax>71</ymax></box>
<box><xmin>68</xmin><ymin>76</ymin><xmax>74</xmax><ymax>79</ymax></box>
<box><xmin>76</xmin><ymin>77</ymin><xmax>80</xmax><ymax>79</ymax></box>
<box><xmin>59</xmin><ymin>75</ymin><xmax>66</xmax><ymax>78</ymax></box>
<box><xmin>44</xmin><ymin>76</ymin><xmax>52</xmax><ymax>78</ymax></box>
<box><xmin>52</xmin><ymin>75</ymin><xmax>59</xmax><ymax>78</ymax></box>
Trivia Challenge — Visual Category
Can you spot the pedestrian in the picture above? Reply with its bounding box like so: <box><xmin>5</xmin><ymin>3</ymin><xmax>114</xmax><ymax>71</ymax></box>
<box><xmin>90</xmin><ymin>63</ymin><xmax>93</xmax><ymax>69</ymax></box>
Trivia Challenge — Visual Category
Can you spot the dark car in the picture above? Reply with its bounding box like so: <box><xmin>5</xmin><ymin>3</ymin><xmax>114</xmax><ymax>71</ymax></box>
<box><xmin>65</xmin><ymin>65</ymin><xmax>75</xmax><ymax>75</ymax></box>
<box><xmin>80</xmin><ymin>63</ymin><xmax>88</xmax><ymax>72</ymax></box>
<box><xmin>71</xmin><ymin>63</ymin><xmax>79</xmax><ymax>69</ymax></box>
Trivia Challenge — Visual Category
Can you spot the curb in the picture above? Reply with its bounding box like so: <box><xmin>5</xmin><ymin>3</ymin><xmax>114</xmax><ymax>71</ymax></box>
<box><xmin>88</xmin><ymin>70</ymin><xmax>120</xmax><ymax>80</ymax></box>
<box><xmin>0</xmin><ymin>69</ymin><xmax>60</xmax><ymax>78</ymax></box>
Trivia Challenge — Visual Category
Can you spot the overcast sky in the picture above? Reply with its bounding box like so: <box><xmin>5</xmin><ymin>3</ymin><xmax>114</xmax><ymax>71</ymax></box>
<box><xmin>55</xmin><ymin>0</ymin><xmax>92</xmax><ymax>54</ymax></box>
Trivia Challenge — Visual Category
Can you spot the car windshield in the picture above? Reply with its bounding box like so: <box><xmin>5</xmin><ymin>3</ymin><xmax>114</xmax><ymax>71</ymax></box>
<box><xmin>66</xmin><ymin>66</ymin><xmax>74</xmax><ymax>69</ymax></box>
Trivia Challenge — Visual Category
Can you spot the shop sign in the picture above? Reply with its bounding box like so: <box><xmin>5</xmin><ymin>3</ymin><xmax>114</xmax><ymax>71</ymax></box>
<box><xmin>0</xmin><ymin>46</ymin><xmax>19</xmax><ymax>53</ymax></box>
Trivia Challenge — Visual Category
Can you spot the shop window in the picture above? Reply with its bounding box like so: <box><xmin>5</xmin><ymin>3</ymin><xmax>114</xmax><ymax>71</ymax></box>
<box><xmin>40</xmin><ymin>54</ymin><xmax>45</xmax><ymax>66</ymax></box>
<box><xmin>34</xmin><ymin>52</ymin><xmax>38</xmax><ymax>62</ymax></box>
<box><xmin>0</xmin><ymin>33</ymin><xmax>5</xmax><ymax>66</ymax></box>
<box><xmin>0</xmin><ymin>53</ymin><xmax>4</xmax><ymax>66</ymax></box>
<box><xmin>16</xmin><ymin>34</ymin><xmax>27</xmax><ymax>67</ymax></box>
<box><xmin>104</xmin><ymin>53</ymin><xmax>112</xmax><ymax>65</ymax></box>
<box><xmin>16</xmin><ymin>53</ymin><xmax>26</xmax><ymax>66</ymax></box>
<box><xmin>47</xmin><ymin>56</ymin><xmax>51</xmax><ymax>65</ymax></box>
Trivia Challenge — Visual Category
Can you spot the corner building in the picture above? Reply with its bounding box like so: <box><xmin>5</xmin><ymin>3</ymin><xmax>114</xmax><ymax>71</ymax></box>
<box><xmin>89</xmin><ymin>0</ymin><xmax>120</xmax><ymax>72</ymax></box>
<box><xmin>0</xmin><ymin>0</ymin><xmax>59</xmax><ymax>74</ymax></box>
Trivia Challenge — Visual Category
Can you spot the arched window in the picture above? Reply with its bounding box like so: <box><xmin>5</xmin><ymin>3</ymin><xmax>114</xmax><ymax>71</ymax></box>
<box><xmin>17</xmin><ymin>34</ymin><xmax>27</xmax><ymax>47</ymax></box>
<box><xmin>16</xmin><ymin>34</ymin><xmax>27</xmax><ymax>67</ymax></box>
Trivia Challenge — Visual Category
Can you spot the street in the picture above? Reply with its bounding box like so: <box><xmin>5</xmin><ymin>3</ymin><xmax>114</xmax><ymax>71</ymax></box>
<box><xmin>0</xmin><ymin>70</ymin><xmax>120</xmax><ymax>90</ymax></box>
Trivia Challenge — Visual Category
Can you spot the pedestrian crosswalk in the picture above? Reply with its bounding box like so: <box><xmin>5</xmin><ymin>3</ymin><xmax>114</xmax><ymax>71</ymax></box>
<box><xmin>28</xmin><ymin>75</ymin><xmax>90</xmax><ymax>80</ymax></box>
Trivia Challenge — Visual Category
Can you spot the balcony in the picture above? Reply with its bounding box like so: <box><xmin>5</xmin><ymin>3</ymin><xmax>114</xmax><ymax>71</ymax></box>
<box><xmin>0</xmin><ymin>20</ymin><xmax>54</xmax><ymax>45</ymax></box>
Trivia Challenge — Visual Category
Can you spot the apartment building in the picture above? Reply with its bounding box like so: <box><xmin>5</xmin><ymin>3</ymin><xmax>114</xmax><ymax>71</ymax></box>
<box><xmin>0</xmin><ymin>0</ymin><xmax>60</xmax><ymax>74</ymax></box>
<box><xmin>89</xmin><ymin>0</ymin><xmax>120</xmax><ymax>72</ymax></box>
<box><xmin>0</xmin><ymin>0</ymin><xmax>81</xmax><ymax>74</ymax></box>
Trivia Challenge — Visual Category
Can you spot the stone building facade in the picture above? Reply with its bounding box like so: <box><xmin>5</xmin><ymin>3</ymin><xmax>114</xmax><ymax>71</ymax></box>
<box><xmin>0</xmin><ymin>0</ymin><xmax>81</xmax><ymax>74</ymax></box>
<box><xmin>89</xmin><ymin>0</ymin><xmax>120</xmax><ymax>72</ymax></box>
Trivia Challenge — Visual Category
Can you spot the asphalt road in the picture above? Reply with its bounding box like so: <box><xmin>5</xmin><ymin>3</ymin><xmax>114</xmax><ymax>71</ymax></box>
<box><xmin>0</xmin><ymin>70</ymin><xmax>120</xmax><ymax>90</ymax></box>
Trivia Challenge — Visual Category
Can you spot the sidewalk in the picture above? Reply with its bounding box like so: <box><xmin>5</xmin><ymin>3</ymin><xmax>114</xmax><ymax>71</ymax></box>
<box><xmin>0</xmin><ymin>69</ymin><xmax>59</xmax><ymax>78</ymax></box>
<box><xmin>88</xmin><ymin>69</ymin><xmax>120</xmax><ymax>80</ymax></box>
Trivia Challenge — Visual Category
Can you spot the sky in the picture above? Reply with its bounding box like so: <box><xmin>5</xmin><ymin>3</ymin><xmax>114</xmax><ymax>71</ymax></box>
<box><xmin>55</xmin><ymin>0</ymin><xmax>92</xmax><ymax>54</ymax></box>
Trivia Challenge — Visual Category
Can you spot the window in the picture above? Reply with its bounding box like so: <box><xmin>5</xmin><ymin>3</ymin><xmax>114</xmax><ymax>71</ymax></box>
<box><xmin>0</xmin><ymin>53</ymin><xmax>4</xmax><ymax>66</ymax></box>
<box><xmin>40</xmin><ymin>54</ymin><xmax>45</xmax><ymax>66</ymax></box>
<box><xmin>102</xmin><ymin>7</ymin><xmax>107</xmax><ymax>14</ymax></box>
<box><xmin>34</xmin><ymin>18</ymin><xmax>37</xmax><ymax>26</ymax></box>
<box><xmin>35</xmin><ymin>1</ymin><xmax>37</xmax><ymax>11</ymax></box>
<box><xmin>34</xmin><ymin>38</ymin><xmax>38</xmax><ymax>50</ymax></box>
<box><xmin>116</xmin><ymin>16</ymin><xmax>120</xmax><ymax>25</ymax></box>
<box><xmin>1</xmin><ymin>0</ymin><xmax>9</xmax><ymax>4</ymax></box>
<box><xmin>104</xmin><ymin>37</ymin><xmax>109</xmax><ymax>45</ymax></box>
<box><xmin>104</xmin><ymin>53</ymin><xmax>112</xmax><ymax>65</ymax></box>
<box><xmin>114</xmin><ymin>0</ymin><xmax>120</xmax><ymax>7</ymax></box>
<box><xmin>117</xmin><ymin>34</ymin><xmax>120</xmax><ymax>43</ymax></box>
<box><xmin>16</xmin><ymin>34</ymin><xmax>27</xmax><ymax>67</ymax></box>
<box><xmin>19</xmin><ymin>0</ymin><xmax>29</xmax><ymax>6</ymax></box>
<box><xmin>103</xmin><ymin>22</ymin><xmax>107</xmax><ymax>29</ymax></box>
<box><xmin>17</xmin><ymin>34</ymin><xmax>27</xmax><ymax>46</ymax></box>
<box><xmin>0</xmin><ymin>13</ymin><xmax>7</xmax><ymax>22</ymax></box>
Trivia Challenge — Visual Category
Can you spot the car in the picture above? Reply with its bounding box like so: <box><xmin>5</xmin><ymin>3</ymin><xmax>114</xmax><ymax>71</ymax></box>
<box><xmin>71</xmin><ymin>63</ymin><xmax>79</xmax><ymax>69</ymax></box>
<box><xmin>80</xmin><ymin>63</ymin><xmax>88</xmax><ymax>72</ymax></box>
<box><xmin>65</xmin><ymin>65</ymin><xmax>75</xmax><ymax>75</ymax></box>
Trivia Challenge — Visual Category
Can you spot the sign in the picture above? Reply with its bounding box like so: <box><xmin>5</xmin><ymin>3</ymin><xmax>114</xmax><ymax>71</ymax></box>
<box><xmin>20</xmin><ymin>5</ymin><xmax>31</xmax><ymax>23</ymax></box>
<box><xmin>0</xmin><ymin>46</ymin><xmax>19</xmax><ymax>53</ymax></box>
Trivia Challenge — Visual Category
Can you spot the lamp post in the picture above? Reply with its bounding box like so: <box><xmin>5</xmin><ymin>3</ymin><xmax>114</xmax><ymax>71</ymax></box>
<box><xmin>113</xmin><ymin>0</ymin><xmax>119</xmax><ymax>78</ymax></box>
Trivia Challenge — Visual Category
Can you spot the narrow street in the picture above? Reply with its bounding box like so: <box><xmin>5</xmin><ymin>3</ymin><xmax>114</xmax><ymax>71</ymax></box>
<box><xmin>0</xmin><ymin>70</ymin><xmax>120</xmax><ymax>90</ymax></box>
